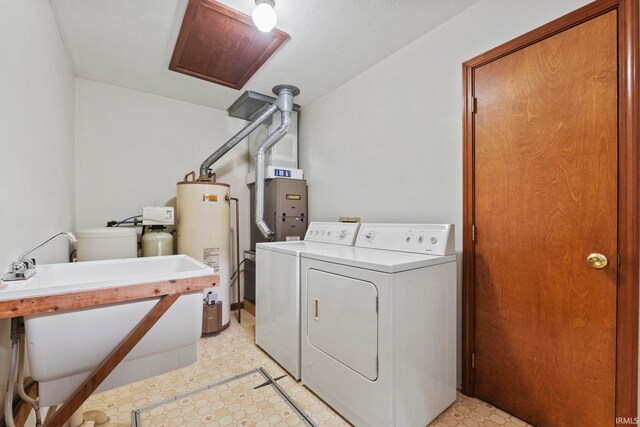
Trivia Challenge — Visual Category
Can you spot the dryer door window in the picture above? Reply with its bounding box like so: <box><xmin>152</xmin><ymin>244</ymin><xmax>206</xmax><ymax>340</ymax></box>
<box><xmin>306</xmin><ymin>269</ymin><xmax>378</xmax><ymax>381</ymax></box>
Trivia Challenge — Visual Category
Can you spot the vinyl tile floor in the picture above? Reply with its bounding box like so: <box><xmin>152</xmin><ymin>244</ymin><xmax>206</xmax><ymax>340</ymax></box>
<box><xmin>81</xmin><ymin>310</ymin><xmax>531</xmax><ymax>427</ymax></box>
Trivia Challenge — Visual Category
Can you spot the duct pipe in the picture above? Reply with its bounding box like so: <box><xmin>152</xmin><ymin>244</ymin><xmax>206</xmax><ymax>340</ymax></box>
<box><xmin>255</xmin><ymin>85</ymin><xmax>299</xmax><ymax>239</ymax></box>
<box><xmin>199</xmin><ymin>103</ymin><xmax>279</xmax><ymax>180</ymax></box>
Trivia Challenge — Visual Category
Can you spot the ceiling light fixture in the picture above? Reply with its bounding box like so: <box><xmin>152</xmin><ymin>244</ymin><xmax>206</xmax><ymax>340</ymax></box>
<box><xmin>252</xmin><ymin>0</ymin><xmax>277</xmax><ymax>33</ymax></box>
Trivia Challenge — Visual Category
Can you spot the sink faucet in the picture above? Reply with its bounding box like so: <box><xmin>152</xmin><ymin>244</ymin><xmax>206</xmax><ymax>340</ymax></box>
<box><xmin>3</xmin><ymin>232</ymin><xmax>77</xmax><ymax>282</ymax></box>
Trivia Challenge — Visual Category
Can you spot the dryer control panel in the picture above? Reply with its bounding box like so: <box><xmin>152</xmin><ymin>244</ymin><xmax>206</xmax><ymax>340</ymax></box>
<box><xmin>305</xmin><ymin>222</ymin><xmax>361</xmax><ymax>246</ymax></box>
<box><xmin>355</xmin><ymin>223</ymin><xmax>454</xmax><ymax>255</ymax></box>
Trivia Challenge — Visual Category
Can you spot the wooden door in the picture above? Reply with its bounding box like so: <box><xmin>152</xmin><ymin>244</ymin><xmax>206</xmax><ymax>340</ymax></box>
<box><xmin>472</xmin><ymin>11</ymin><xmax>618</xmax><ymax>426</ymax></box>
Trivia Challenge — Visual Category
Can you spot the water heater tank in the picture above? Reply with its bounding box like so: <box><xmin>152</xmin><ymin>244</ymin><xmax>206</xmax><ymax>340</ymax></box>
<box><xmin>176</xmin><ymin>176</ymin><xmax>231</xmax><ymax>330</ymax></box>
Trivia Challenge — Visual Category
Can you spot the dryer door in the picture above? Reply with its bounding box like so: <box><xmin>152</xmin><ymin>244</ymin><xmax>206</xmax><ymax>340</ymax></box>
<box><xmin>306</xmin><ymin>269</ymin><xmax>378</xmax><ymax>380</ymax></box>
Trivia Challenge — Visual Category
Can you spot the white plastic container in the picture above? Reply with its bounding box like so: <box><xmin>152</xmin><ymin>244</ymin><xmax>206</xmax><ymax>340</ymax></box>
<box><xmin>176</xmin><ymin>174</ymin><xmax>230</xmax><ymax>330</ymax></box>
<box><xmin>76</xmin><ymin>227</ymin><xmax>137</xmax><ymax>261</ymax></box>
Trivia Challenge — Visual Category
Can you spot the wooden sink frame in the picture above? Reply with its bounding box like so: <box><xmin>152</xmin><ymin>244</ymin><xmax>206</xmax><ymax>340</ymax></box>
<box><xmin>0</xmin><ymin>275</ymin><xmax>217</xmax><ymax>427</ymax></box>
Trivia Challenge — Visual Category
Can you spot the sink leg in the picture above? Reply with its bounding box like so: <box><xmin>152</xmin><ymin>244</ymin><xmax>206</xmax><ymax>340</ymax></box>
<box><xmin>82</xmin><ymin>410</ymin><xmax>108</xmax><ymax>425</ymax></box>
<box><xmin>61</xmin><ymin>408</ymin><xmax>109</xmax><ymax>427</ymax></box>
<box><xmin>68</xmin><ymin>409</ymin><xmax>83</xmax><ymax>427</ymax></box>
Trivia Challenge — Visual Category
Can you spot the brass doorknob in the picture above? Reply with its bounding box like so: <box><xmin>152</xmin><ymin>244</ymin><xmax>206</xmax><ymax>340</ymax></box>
<box><xmin>587</xmin><ymin>253</ymin><xmax>608</xmax><ymax>269</ymax></box>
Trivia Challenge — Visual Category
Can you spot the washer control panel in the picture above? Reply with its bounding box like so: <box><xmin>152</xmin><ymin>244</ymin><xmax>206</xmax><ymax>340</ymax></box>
<box><xmin>356</xmin><ymin>223</ymin><xmax>454</xmax><ymax>255</ymax></box>
<box><xmin>305</xmin><ymin>222</ymin><xmax>361</xmax><ymax>246</ymax></box>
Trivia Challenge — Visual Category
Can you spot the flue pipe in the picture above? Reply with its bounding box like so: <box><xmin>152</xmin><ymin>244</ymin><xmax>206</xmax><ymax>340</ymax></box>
<box><xmin>255</xmin><ymin>85</ymin><xmax>299</xmax><ymax>239</ymax></box>
<box><xmin>198</xmin><ymin>103</ymin><xmax>278</xmax><ymax>180</ymax></box>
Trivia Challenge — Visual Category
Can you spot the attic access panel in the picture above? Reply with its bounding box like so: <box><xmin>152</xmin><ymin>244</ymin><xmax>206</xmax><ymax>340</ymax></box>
<box><xmin>169</xmin><ymin>0</ymin><xmax>289</xmax><ymax>90</ymax></box>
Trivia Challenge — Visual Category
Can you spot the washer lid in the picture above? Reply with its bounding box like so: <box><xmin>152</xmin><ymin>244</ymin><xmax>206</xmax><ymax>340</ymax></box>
<box><xmin>256</xmin><ymin>241</ymin><xmax>343</xmax><ymax>256</ymax></box>
<box><xmin>301</xmin><ymin>247</ymin><xmax>456</xmax><ymax>273</ymax></box>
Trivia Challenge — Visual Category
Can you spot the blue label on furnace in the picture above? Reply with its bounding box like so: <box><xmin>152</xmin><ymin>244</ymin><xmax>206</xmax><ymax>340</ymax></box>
<box><xmin>274</xmin><ymin>169</ymin><xmax>291</xmax><ymax>177</ymax></box>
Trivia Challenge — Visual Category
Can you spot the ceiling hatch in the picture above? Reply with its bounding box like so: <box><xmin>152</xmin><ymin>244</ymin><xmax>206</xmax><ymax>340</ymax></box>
<box><xmin>169</xmin><ymin>0</ymin><xmax>289</xmax><ymax>90</ymax></box>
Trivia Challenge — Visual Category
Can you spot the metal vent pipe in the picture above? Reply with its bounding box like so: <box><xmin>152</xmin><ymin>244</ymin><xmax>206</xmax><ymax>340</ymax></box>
<box><xmin>196</xmin><ymin>84</ymin><xmax>300</xmax><ymax>238</ymax></box>
<box><xmin>255</xmin><ymin>85</ymin><xmax>299</xmax><ymax>239</ymax></box>
<box><xmin>198</xmin><ymin>103</ymin><xmax>278</xmax><ymax>180</ymax></box>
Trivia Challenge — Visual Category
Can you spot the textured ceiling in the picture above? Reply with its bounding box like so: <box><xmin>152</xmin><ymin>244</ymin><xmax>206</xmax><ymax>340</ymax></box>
<box><xmin>51</xmin><ymin>0</ymin><xmax>479</xmax><ymax>110</ymax></box>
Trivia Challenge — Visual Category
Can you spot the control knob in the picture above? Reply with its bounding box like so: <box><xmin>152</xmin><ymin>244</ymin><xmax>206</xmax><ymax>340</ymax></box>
<box><xmin>364</xmin><ymin>231</ymin><xmax>375</xmax><ymax>241</ymax></box>
<box><xmin>339</xmin><ymin>230</ymin><xmax>348</xmax><ymax>239</ymax></box>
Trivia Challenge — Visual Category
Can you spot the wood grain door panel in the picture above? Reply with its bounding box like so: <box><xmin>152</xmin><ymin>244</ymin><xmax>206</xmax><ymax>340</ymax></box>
<box><xmin>473</xmin><ymin>11</ymin><xmax>618</xmax><ymax>426</ymax></box>
<box><xmin>169</xmin><ymin>0</ymin><xmax>289</xmax><ymax>90</ymax></box>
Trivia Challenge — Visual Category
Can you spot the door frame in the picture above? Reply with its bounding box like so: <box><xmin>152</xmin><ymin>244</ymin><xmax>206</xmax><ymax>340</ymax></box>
<box><xmin>462</xmin><ymin>0</ymin><xmax>639</xmax><ymax>421</ymax></box>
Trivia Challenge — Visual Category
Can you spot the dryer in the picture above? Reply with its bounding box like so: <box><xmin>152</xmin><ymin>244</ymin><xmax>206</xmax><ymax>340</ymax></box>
<box><xmin>301</xmin><ymin>223</ymin><xmax>457</xmax><ymax>427</ymax></box>
<box><xmin>255</xmin><ymin>221</ymin><xmax>360</xmax><ymax>379</ymax></box>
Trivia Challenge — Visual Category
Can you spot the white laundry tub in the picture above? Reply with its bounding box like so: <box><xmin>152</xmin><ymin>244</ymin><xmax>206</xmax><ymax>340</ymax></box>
<box><xmin>17</xmin><ymin>255</ymin><xmax>212</xmax><ymax>406</ymax></box>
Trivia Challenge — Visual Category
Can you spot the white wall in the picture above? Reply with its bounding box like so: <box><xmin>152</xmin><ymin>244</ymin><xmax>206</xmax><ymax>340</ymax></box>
<box><xmin>74</xmin><ymin>79</ymin><xmax>250</xmax><ymax>301</ymax></box>
<box><xmin>299</xmin><ymin>0</ymin><xmax>592</xmax><ymax>387</ymax></box>
<box><xmin>0</xmin><ymin>0</ymin><xmax>75</xmax><ymax>410</ymax></box>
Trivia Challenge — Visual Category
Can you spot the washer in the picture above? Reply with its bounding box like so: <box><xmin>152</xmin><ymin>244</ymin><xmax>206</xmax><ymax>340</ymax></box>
<box><xmin>301</xmin><ymin>223</ymin><xmax>457</xmax><ymax>427</ymax></box>
<box><xmin>255</xmin><ymin>222</ymin><xmax>360</xmax><ymax>379</ymax></box>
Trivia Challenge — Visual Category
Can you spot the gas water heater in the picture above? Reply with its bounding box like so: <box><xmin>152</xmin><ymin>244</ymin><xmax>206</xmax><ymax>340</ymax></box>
<box><xmin>176</xmin><ymin>85</ymin><xmax>300</xmax><ymax>335</ymax></box>
<box><xmin>176</xmin><ymin>172</ymin><xmax>231</xmax><ymax>331</ymax></box>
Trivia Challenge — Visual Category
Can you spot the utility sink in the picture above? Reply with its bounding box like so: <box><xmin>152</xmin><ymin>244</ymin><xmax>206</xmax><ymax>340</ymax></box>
<box><xmin>4</xmin><ymin>255</ymin><xmax>215</xmax><ymax>407</ymax></box>
<box><xmin>0</xmin><ymin>255</ymin><xmax>213</xmax><ymax>300</ymax></box>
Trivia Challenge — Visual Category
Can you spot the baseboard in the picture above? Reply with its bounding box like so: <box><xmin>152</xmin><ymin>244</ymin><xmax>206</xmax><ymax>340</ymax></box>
<box><xmin>230</xmin><ymin>300</ymin><xmax>255</xmax><ymax>316</ymax></box>
<box><xmin>242</xmin><ymin>299</ymin><xmax>255</xmax><ymax>316</ymax></box>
